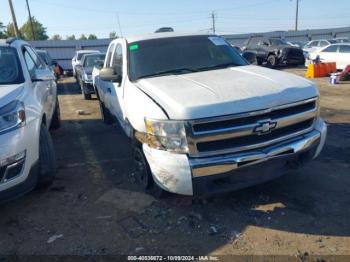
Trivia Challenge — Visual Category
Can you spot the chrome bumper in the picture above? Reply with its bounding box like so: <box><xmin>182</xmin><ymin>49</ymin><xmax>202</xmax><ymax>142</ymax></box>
<box><xmin>190</xmin><ymin>129</ymin><xmax>321</xmax><ymax>178</ymax></box>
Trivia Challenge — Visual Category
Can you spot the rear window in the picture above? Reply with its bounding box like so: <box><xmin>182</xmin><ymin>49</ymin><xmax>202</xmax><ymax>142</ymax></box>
<box><xmin>0</xmin><ymin>46</ymin><xmax>24</xmax><ymax>85</ymax></box>
<box><xmin>77</xmin><ymin>52</ymin><xmax>97</xmax><ymax>61</ymax></box>
<box><xmin>83</xmin><ymin>54</ymin><xmax>106</xmax><ymax>67</ymax></box>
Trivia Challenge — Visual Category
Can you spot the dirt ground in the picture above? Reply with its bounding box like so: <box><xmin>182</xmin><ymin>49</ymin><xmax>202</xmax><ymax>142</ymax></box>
<box><xmin>0</xmin><ymin>67</ymin><xmax>350</xmax><ymax>260</ymax></box>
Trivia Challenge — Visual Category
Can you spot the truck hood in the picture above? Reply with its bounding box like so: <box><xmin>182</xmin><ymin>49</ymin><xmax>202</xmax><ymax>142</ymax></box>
<box><xmin>135</xmin><ymin>65</ymin><xmax>318</xmax><ymax>120</ymax></box>
<box><xmin>0</xmin><ymin>84</ymin><xmax>24</xmax><ymax>108</ymax></box>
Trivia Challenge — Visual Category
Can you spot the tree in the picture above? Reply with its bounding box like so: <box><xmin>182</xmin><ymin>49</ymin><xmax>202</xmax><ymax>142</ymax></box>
<box><xmin>51</xmin><ymin>34</ymin><xmax>62</xmax><ymax>40</ymax></box>
<box><xmin>66</xmin><ymin>34</ymin><xmax>76</xmax><ymax>40</ymax></box>
<box><xmin>79</xmin><ymin>34</ymin><xmax>87</xmax><ymax>40</ymax></box>
<box><xmin>87</xmin><ymin>34</ymin><xmax>97</xmax><ymax>40</ymax></box>
<box><xmin>0</xmin><ymin>22</ymin><xmax>5</xmax><ymax>39</ymax></box>
<box><xmin>5</xmin><ymin>23</ymin><xmax>17</xmax><ymax>38</ymax></box>
<box><xmin>109</xmin><ymin>31</ymin><xmax>118</xmax><ymax>39</ymax></box>
<box><xmin>20</xmin><ymin>16</ymin><xmax>48</xmax><ymax>40</ymax></box>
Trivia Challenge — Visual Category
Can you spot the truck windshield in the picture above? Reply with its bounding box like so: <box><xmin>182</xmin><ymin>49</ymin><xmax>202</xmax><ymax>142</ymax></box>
<box><xmin>0</xmin><ymin>47</ymin><xmax>24</xmax><ymax>85</ymax></box>
<box><xmin>128</xmin><ymin>36</ymin><xmax>248</xmax><ymax>81</ymax></box>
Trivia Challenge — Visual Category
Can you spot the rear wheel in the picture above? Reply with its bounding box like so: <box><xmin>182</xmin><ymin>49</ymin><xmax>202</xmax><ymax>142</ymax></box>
<box><xmin>99</xmin><ymin>101</ymin><xmax>113</xmax><ymax>125</ymax></box>
<box><xmin>36</xmin><ymin>124</ymin><xmax>56</xmax><ymax>188</ymax></box>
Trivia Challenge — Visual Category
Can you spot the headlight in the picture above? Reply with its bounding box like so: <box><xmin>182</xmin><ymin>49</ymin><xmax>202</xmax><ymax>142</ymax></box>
<box><xmin>0</xmin><ymin>100</ymin><xmax>26</xmax><ymax>134</ymax></box>
<box><xmin>145</xmin><ymin>118</ymin><xmax>188</xmax><ymax>153</ymax></box>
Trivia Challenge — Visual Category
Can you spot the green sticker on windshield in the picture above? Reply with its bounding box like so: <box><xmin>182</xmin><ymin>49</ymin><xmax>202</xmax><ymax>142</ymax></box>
<box><xmin>129</xmin><ymin>44</ymin><xmax>139</xmax><ymax>51</ymax></box>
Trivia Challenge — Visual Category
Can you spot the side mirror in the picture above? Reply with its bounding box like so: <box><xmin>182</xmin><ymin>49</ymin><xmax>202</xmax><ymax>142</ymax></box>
<box><xmin>100</xmin><ymin>67</ymin><xmax>122</xmax><ymax>83</ymax></box>
<box><xmin>32</xmin><ymin>68</ymin><xmax>55</xmax><ymax>82</ymax></box>
<box><xmin>242</xmin><ymin>52</ymin><xmax>257</xmax><ymax>64</ymax></box>
<box><xmin>263</xmin><ymin>42</ymin><xmax>269</xmax><ymax>46</ymax></box>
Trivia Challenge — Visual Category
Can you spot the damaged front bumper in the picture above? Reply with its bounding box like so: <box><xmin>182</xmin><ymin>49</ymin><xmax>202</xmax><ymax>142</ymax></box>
<box><xmin>143</xmin><ymin>119</ymin><xmax>327</xmax><ymax>196</ymax></box>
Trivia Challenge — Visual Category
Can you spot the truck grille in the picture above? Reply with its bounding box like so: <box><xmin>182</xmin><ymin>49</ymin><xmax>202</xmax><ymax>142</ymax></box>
<box><xmin>186</xmin><ymin>98</ymin><xmax>318</xmax><ymax>157</ymax></box>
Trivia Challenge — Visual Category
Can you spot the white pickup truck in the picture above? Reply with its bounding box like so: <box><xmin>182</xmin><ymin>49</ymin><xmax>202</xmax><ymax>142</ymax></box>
<box><xmin>93</xmin><ymin>33</ymin><xmax>327</xmax><ymax>197</ymax></box>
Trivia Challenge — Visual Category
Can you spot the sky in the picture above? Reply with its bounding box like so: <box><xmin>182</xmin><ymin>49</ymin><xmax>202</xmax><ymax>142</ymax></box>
<box><xmin>1</xmin><ymin>0</ymin><xmax>350</xmax><ymax>39</ymax></box>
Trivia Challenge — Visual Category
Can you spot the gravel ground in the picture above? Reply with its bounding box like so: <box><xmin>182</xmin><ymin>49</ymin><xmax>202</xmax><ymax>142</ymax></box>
<box><xmin>0</xmin><ymin>67</ymin><xmax>349</xmax><ymax>261</ymax></box>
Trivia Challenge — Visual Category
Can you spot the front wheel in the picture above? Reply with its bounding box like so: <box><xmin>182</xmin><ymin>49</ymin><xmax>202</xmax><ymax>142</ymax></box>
<box><xmin>267</xmin><ymin>54</ymin><xmax>277</xmax><ymax>67</ymax></box>
<box><xmin>83</xmin><ymin>93</ymin><xmax>92</xmax><ymax>100</ymax></box>
<box><xmin>36</xmin><ymin>124</ymin><xmax>56</xmax><ymax>188</ymax></box>
<box><xmin>50</xmin><ymin>98</ymin><xmax>61</xmax><ymax>130</ymax></box>
<box><xmin>131</xmin><ymin>144</ymin><xmax>166</xmax><ymax>198</ymax></box>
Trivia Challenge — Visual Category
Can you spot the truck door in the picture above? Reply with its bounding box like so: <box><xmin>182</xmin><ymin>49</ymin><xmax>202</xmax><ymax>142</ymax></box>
<box><xmin>99</xmin><ymin>44</ymin><xmax>115</xmax><ymax>109</ymax></box>
<box><xmin>110</xmin><ymin>43</ymin><xmax>126</xmax><ymax>129</ymax></box>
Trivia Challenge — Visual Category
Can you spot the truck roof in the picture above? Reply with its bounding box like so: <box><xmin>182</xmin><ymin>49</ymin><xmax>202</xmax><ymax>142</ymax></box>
<box><xmin>125</xmin><ymin>32</ymin><xmax>214</xmax><ymax>43</ymax></box>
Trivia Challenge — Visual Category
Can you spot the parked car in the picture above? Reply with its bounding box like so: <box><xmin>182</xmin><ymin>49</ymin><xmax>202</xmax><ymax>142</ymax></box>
<box><xmin>76</xmin><ymin>53</ymin><xmax>105</xmax><ymax>100</ymax></box>
<box><xmin>36</xmin><ymin>49</ymin><xmax>63</xmax><ymax>78</ymax></box>
<box><xmin>334</xmin><ymin>38</ymin><xmax>350</xmax><ymax>43</ymax></box>
<box><xmin>0</xmin><ymin>38</ymin><xmax>60</xmax><ymax>202</ymax></box>
<box><xmin>155</xmin><ymin>27</ymin><xmax>174</xmax><ymax>33</ymax></box>
<box><xmin>243</xmin><ymin>36</ymin><xmax>305</xmax><ymax>67</ymax></box>
<box><xmin>71</xmin><ymin>50</ymin><xmax>100</xmax><ymax>77</ymax></box>
<box><xmin>93</xmin><ymin>33</ymin><xmax>327</xmax><ymax>197</ymax></box>
<box><xmin>306</xmin><ymin>43</ymin><xmax>350</xmax><ymax>70</ymax></box>
<box><xmin>303</xmin><ymin>39</ymin><xmax>337</xmax><ymax>53</ymax></box>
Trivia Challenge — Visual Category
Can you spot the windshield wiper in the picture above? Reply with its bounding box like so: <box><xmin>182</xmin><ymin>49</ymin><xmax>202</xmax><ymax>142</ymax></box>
<box><xmin>137</xmin><ymin>68</ymin><xmax>198</xmax><ymax>80</ymax></box>
<box><xmin>197</xmin><ymin>62</ymin><xmax>239</xmax><ymax>72</ymax></box>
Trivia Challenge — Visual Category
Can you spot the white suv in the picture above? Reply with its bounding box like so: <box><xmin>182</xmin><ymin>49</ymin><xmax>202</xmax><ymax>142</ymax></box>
<box><xmin>0</xmin><ymin>38</ymin><xmax>60</xmax><ymax>202</ymax></box>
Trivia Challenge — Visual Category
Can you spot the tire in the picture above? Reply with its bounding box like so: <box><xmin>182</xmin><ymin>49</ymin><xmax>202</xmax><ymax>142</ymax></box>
<box><xmin>36</xmin><ymin>124</ymin><xmax>56</xmax><ymax>188</ymax></box>
<box><xmin>83</xmin><ymin>93</ymin><xmax>92</xmax><ymax>100</ymax></box>
<box><xmin>131</xmin><ymin>142</ymin><xmax>166</xmax><ymax>198</ymax></box>
<box><xmin>99</xmin><ymin>101</ymin><xmax>113</xmax><ymax>125</ymax></box>
<box><xmin>267</xmin><ymin>54</ymin><xmax>277</xmax><ymax>67</ymax></box>
<box><xmin>50</xmin><ymin>98</ymin><xmax>61</xmax><ymax>130</ymax></box>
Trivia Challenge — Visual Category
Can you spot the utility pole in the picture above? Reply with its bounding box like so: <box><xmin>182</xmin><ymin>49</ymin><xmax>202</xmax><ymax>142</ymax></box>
<box><xmin>26</xmin><ymin>0</ymin><xmax>36</xmax><ymax>40</ymax></box>
<box><xmin>8</xmin><ymin>0</ymin><xmax>20</xmax><ymax>37</ymax></box>
<box><xmin>295</xmin><ymin>0</ymin><xmax>299</xmax><ymax>31</ymax></box>
<box><xmin>211</xmin><ymin>11</ymin><xmax>216</xmax><ymax>34</ymax></box>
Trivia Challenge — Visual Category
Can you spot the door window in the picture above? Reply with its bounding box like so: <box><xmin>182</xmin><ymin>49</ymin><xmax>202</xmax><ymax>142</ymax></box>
<box><xmin>319</xmin><ymin>41</ymin><xmax>329</xmax><ymax>47</ymax></box>
<box><xmin>248</xmin><ymin>37</ymin><xmax>263</xmax><ymax>48</ymax></box>
<box><xmin>23</xmin><ymin>49</ymin><xmax>38</xmax><ymax>77</ymax></box>
<box><xmin>105</xmin><ymin>44</ymin><xmax>115</xmax><ymax>67</ymax></box>
<box><xmin>24</xmin><ymin>46</ymin><xmax>45</xmax><ymax>68</ymax></box>
<box><xmin>339</xmin><ymin>45</ymin><xmax>350</xmax><ymax>53</ymax></box>
<box><xmin>112</xmin><ymin>44</ymin><xmax>123</xmax><ymax>75</ymax></box>
<box><xmin>322</xmin><ymin>45</ymin><xmax>339</xmax><ymax>52</ymax></box>
<box><xmin>310</xmin><ymin>41</ymin><xmax>319</xmax><ymax>47</ymax></box>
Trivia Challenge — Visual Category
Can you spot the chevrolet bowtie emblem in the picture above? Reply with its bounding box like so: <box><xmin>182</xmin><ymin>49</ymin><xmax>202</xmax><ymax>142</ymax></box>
<box><xmin>254</xmin><ymin>120</ymin><xmax>277</xmax><ymax>135</ymax></box>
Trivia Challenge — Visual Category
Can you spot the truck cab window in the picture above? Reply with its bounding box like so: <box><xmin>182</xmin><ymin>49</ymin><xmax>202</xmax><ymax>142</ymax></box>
<box><xmin>105</xmin><ymin>44</ymin><xmax>115</xmax><ymax>67</ymax></box>
<box><xmin>112</xmin><ymin>44</ymin><xmax>123</xmax><ymax>75</ymax></box>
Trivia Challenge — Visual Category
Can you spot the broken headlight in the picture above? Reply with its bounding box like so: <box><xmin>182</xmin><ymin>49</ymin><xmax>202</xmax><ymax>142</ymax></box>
<box><xmin>145</xmin><ymin>118</ymin><xmax>188</xmax><ymax>153</ymax></box>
